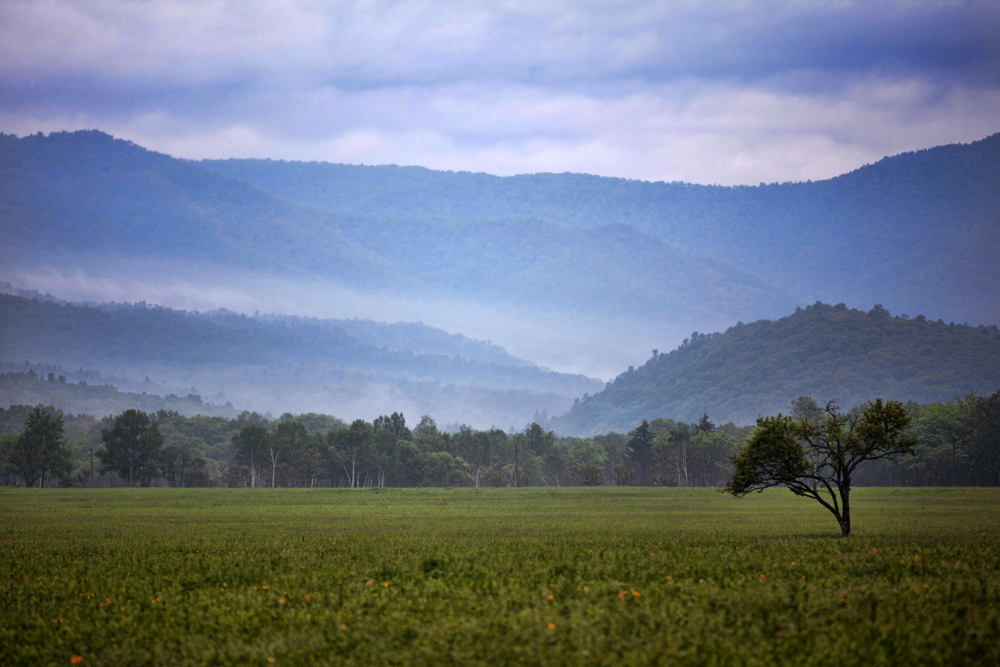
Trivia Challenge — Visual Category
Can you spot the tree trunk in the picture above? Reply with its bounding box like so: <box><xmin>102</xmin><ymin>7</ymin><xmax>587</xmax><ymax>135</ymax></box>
<box><xmin>514</xmin><ymin>441</ymin><xmax>519</xmax><ymax>488</ymax></box>
<box><xmin>839</xmin><ymin>487</ymin><xmax>851</xmax><ymax>537</ymax></box>
<box><xmin>681</xmin><ymin>442</ymin><xmax>689</xmax><ymax>486</ymax></box>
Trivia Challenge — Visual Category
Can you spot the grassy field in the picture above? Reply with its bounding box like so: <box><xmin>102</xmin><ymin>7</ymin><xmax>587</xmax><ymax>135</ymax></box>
<box><xmin>2</xmin><ymin>487</ymin><xmax>998</xmax><ymax>666</ymax></box>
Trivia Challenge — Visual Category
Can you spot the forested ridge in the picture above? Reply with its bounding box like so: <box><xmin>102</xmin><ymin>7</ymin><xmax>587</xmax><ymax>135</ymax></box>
<box><xmin>555</xmin><ymin>302</ymin><xmax>1000</xmax><ymax>434</ymax></box>
<box><xmin>0</xmin><ymin>368</ymin><xmax>236</xmax><ymax>419</ymax></box>
<box><xmin>0</xmin><ymin>131</ymin><xmax>392</xmax><ymax>285</ymax></box>
<box><xmin>0</xmin><ymin>293</ymin><xmax>596</xmax><ymax>390</ymax></box>
<box><xmin>0</xmin><ymin>130</ymin><xmax>797</xmax><ymax>331</ymax></box>
<box><xmin>200</xmin><ymin>132</ymin><xmax>1000</xmax><ymax>325</ymax></box>
<box><xmin>0</xmin><ymin>292</ymin><xmax>601</xmax><ymax>427</ymax></box>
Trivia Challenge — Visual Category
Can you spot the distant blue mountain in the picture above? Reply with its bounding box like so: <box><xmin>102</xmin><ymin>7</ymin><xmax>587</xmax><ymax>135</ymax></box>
<box><xmin>200</xmin><ymin>133</ymin><xmax>1000</xmax><ymax>326</ymax></box>
<box><xmin>0</xmin><ymin>292</ymin><xmax>601</xmax><ymax>427</ymax></box>
<box><xmin>0</xmin><ymin>130</ymin><xmax>800</xmax><ymax>329</ymax></box>
<box><xmin>2</xmin><ymin>129</ymin><xmax>998</xmax><ymax>426</ymax></box>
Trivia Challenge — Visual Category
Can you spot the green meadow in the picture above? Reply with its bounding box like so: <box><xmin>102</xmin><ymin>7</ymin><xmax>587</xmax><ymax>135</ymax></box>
<box><xmin>2</xmin><ymin>488</ymin><xmax>998</xmax><ymax>666</ymax></box>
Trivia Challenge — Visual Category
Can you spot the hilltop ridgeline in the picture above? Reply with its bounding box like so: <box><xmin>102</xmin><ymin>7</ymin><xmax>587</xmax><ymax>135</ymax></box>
<box><xmin>553</xmin><ymin>302</ymin><xmax>1000</xmax><ymax>434</ymax></box>
<box><xmin>200</xmin><ymin>132</ymin><xmax>1000</xmax><ymax>326</ymax></box>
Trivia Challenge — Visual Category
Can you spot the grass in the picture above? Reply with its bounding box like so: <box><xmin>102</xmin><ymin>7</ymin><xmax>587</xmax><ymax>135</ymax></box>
<box><xmin>1</xmin><ymin>487</ymin><xmax>998</xmax><ymax>666</ymax></box>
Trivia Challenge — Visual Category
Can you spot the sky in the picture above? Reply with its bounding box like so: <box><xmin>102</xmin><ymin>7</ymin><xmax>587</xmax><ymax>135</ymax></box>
<box><xmin>2</xmin><ymin>0</ymin><xmax>999</xmax><ymax>185</ymax></box>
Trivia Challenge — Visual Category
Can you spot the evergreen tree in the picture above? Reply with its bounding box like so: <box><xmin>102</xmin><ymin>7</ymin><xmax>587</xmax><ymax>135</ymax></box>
<box><xmin>627</xmin><ymin>420</ymin><xmax>654</xmax><ymax>484</ymax></box>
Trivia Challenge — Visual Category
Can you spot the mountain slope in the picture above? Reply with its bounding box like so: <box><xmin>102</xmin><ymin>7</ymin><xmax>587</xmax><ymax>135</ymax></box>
<box><xmin>0</xmin><ymin>131</ymin><xmax>797</xmax><ymax>325</ymax></box>
<box><xmin>200</xmin><ymin>133</ymin><xmax>1000</xmax><ymax>325</ymax></box>
<box><xmin>553</xmin><ymin>302</ymin><xmax>1000</xmax><ymax>435</ymax></box>
<box><xmin>0</xmin><ymin>131</ymin><xmax>398</xmax><ymax>286</ymax></box>
<box><xmin>0</xmin><ymin>293</ymin><xmax>602</xmax><ymax>427</ymax></box>
<box><xmin>0</xmin><ymin>130</ymin><xmax>805</xmax><ymax>377</ymax></box>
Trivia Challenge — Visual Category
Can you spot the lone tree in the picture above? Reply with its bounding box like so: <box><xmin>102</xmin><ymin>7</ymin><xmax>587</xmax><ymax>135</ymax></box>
<box><xmin>725</xmin><ymin>399</ymin><xmax>917</xmax><ymax>536</ymax></box>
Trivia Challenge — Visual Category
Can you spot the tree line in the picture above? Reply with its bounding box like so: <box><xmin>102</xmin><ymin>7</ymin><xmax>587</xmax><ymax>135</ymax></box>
<box><xmin>1</xmin><ymin>389</ymin><xmax>998</xmax><ymax>487</ymax></box>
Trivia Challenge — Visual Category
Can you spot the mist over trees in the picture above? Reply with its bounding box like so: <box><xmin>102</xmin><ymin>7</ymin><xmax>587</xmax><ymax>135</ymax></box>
<box><xmin>0</xmin><ymin>130</ymin><xmax>801</xmax><ymax>339</ymax></box>
<box><xmin>198</xmin><ymin>132</ymin><xmax>1000</xmax><ymax>328</ymax></box>
<box><xmin>2</xmin><ymin>132</ymin><xmax>999</xmax><ymax>490</ymax></box>
<box><xmin>4</xmin><ymin>129</ymin><xmax>999</xmax><ymax>391</ymax></box>
<box><xmin>0</xmin><ymin>291</ymin><xmax>600</xmax><ymax>428</ymax></box>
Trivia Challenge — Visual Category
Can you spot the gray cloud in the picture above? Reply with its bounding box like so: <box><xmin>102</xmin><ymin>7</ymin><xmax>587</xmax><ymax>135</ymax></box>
<box><xmin>1</xmin><ymin>1</ymin><xmax>999</xmax><ymax>184</ymax></box>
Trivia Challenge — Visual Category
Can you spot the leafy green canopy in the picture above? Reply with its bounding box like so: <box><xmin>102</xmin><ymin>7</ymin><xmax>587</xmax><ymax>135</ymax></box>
<box><xmin>727</xmin><ymin>399</ymin><xmax>917</xmax><ymax>536</ymax></box>
<box><xmin>97</xmin><ymin>409</ymin><xmax>165</xmax><ymax>487</ymax></box>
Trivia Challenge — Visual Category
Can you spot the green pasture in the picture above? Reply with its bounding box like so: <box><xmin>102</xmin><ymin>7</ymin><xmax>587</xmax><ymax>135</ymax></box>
<box><xmin>2</xmin><ymin>488</ymin><xmax>998</xmax><ymax>666</ymax></box>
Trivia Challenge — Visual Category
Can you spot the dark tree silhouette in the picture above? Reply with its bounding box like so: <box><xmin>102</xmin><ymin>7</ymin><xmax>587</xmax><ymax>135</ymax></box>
<box><xmin>726</xmin><ymin>399</ymin><xmax>917</xmax><ymax>536</ymax></box>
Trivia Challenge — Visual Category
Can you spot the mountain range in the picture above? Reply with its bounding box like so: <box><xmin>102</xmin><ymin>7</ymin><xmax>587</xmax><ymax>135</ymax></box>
<box><xmin>0</xmin><ymin>289</ymin><xmax>600</xmax><ymax>427</ymax></box>
<box><xmin>1</xmin><ymin>129</ymin><xmax>998</xmax><ymax>429</ymax></box>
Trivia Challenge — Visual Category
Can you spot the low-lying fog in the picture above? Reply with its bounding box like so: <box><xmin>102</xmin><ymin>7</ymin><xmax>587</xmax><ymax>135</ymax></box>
<box><xmin>7</xmin><ymin>261</ymin><xmax>727</xmax><ymax>382</ymax></box>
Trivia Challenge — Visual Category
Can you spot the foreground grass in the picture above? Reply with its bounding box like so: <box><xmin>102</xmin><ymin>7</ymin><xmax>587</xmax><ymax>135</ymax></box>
<box><xmin>1</xmin><ymin>487</ymin><xmax>998</xmax><ymax>666</ymax></box>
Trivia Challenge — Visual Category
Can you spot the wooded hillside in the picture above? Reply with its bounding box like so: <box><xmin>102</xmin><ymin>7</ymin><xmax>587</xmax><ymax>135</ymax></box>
<box><xmin>554</xmin><ymin>303</ymin><xmax>1000</xmax><ymax>434</ymax></box>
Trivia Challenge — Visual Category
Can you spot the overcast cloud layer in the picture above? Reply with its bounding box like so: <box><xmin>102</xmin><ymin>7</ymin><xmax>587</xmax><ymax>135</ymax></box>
<box><xmin>2</xmin><ymin>0</ymin><xmax>999</xmax><ymax>184</ymax></box>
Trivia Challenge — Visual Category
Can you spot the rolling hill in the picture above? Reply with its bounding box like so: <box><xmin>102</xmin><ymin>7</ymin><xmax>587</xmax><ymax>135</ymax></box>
<box><xmin>2</xmin><ymin>129</ymin><xmax>998</xmax><ymax>419</ymax></box>
<box><xmin>552</xmin><ymin>302</ymin><xmax>1000</xmax><ymax>435</ymax></box>
<box><xmin>0</xmin><ymin>292</ymin><xmax>602</xmax><ymax>427</ymax></box>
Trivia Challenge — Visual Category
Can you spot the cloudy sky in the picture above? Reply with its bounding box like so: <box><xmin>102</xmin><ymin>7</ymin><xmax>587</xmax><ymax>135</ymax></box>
<box><xmin>1</xmin><ymin>0</ymin><xmax>999</xmax><ymax>185</ymax></box>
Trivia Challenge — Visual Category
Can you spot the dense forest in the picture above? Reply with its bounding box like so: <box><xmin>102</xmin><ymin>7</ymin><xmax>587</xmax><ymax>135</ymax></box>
<box><xmin>555</xmin><ymin>302</ymin><xmax>1000</xmax><ymax>433</ymax></box>
<box><xmin>3</xmin><ymin>389</ymin><xmax>998</xmax><ymax>488</ymax></box>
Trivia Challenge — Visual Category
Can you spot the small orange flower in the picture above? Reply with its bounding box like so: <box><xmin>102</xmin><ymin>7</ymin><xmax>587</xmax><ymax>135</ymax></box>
<box><xmin>759</xmin><ymin>575</ymin><xmax>766</xmax><ymax>580</ymax></box>
<box><xmin>383</xmin><ymin>582</ymin><xmax>389</xmax><ymax>588</ymax></box>
<box><xmin>547</xmin><ymin>594</ymin><xmax>554</xmax><ymax>600</ymax></box>
<box><xmin>268</xmin><ymin>658</ymin><xmax>275</xmax><ymax>664</ymax></box>
<box><xmin>70</xmin><ymin>657</ymin><xmax>83</xmax><ymax>664</ymax></box>
<box><xmin>278</xmin><ymin>599</ymin><xmax>285</xmax><ymax>604</ymax></box>
<box><xmin>304</xmin><ymin>594</ymin><xmax>310</xmax><ymax>601</ymax></box>
<box><xmin>619</xmin><ymin>591</ymin><xmax>627</xmax><ymax>599</ymax></box>
<box><xmin>583</xmin><ymin>586</ymin><xmax>589</xmax><ymax>592</ymax></box>
<box><xmin>120</xmin><ymin>606</ymin><xmax>126</xmax><ymax>612</ymax></box>
<box><xmin>340</xmin><ymin>623</ymin><xmax>347</xmax><ymax>630</ymax></box>
<box><xmin>548</xmin><ymin>622</ymin><xmax>556</xmax><ymax>630</ymax></box>
<box><xmin>631</xmin><ymin>590</ymin><xmax>640</xmax><ymax>597</ymax></box>
<box><xmin>366</xmin><ymin>580</ymin><xmax>373</xmax><ymax>586</ymax></box>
